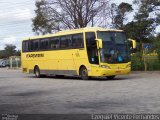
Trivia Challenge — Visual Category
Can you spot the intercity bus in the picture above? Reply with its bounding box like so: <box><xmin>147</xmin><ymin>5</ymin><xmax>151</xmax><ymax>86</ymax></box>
<box><xmin>21</xmin><ymin>27</ymin><xmax>136</xmax><ymax>80</ymax></box>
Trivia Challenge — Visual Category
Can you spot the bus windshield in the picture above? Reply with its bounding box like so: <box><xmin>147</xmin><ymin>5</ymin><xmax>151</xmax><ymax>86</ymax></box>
<box><xmin>97</xmin><ymin>31</ymin><xmax>130</xmax><ymax>63</ymax></box>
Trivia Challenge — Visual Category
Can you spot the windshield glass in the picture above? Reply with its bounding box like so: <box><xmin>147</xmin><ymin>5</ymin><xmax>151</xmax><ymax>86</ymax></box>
<box><xmin>97</xmin><ymin>31</ymin><xmax>130</xmax><ymax>63</ymax></box>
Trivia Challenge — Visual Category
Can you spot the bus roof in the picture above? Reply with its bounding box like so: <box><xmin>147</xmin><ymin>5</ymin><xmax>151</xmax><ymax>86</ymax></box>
<box><xmin>23</xmin><ymin>27</ymin><xmax>123</xmax><ymax>41</ymax></box>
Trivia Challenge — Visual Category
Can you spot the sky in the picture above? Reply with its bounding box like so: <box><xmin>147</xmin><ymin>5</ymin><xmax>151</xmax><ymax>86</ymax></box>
<box><xmin>0</xmin><ymin>0</ymin><xmax>35</xmax><ymax>50</ymax></box>
<box><xmin>0</xmin><ymin>0</ymin><xmax>159</xmax><ymax>50</ymax></box>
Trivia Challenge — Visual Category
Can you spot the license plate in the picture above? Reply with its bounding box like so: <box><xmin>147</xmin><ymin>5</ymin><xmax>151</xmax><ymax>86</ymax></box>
<box><xmin>115</xmin><ymin>70</ymin><xmax>121</xmax><ymax>73</ymax></box>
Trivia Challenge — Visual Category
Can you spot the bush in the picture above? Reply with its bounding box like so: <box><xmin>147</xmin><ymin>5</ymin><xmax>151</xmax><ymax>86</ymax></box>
<box><xmin>156</xmin><ymin>49</ymin><xmax>160</xmax><ymax>61</ymax></box>
<box><xmin>131</xmin><ymin>53</ymin><xmax>160</xmax><ymax>71</ymax></box>
<box><xmin>154</xmin><ymin>36</ymin><xmax>160</xmax><ymax>61</ymax></box>
<box><xmin>147</xmin><ymin>62</ymin><xmax>160</xmax><ymax>71</ymax></box>
<box><xmin>131</xmin><ymin>54</ymin><xmax>144</xmax><ymax>71</ymax></box>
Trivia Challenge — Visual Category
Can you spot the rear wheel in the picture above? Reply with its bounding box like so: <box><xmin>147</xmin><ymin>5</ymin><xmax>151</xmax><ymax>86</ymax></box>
<box><xmin>106</xmin><ymin>75</ymin><xmax>115</xmax><ymax>80</ymax></box>
<box><xmin>34</xmin><ymin>66</ymin><xmax>41</xmax><ymax>78</ymax></box>
<box><xmin>80</xmin><ymin>66</ymin><xmax>89</xmax><ymax>80</ymax></box>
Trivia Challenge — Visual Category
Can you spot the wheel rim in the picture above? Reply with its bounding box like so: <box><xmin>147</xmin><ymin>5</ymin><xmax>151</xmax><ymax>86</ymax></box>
<box><xmin>81</xmin><ymin>68</ymin><xmax>88</xmax><ymax>80</ymax></box>
<box><xmin>82</xmin><ymin>69</ymin><xmax>87</xmax><ymax>77</ymax></box>
<box><xmin>36</xmin><ymin>70</ymin><xmax>39</xmax><ymax>76</ymax></box>
<box><xmin>35</xmin><ymin>68</ymin><xmax>39</xmax><ymax>77</ymax></box>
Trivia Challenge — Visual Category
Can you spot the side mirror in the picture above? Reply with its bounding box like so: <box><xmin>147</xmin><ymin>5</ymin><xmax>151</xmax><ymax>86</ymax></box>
<box><xmin>128</xmin><ymin>39</ymin><xmax>137</xmax><ymax>53</ymax></box>
<box><xmin>128</xmin><ymin>39</ymin><xmax>136</xmax><ymax>49</ymax></box>
<box><xmin>96</xmin><ymin>39</ymin><xmax>102</xmax><ymax>49</ymax></box>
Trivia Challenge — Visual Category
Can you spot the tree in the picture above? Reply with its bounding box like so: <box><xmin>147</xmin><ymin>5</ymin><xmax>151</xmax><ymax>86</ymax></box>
<box><xmin>133</xmin><ymin>0</ymin><xmax>160</xmax><ymax>30</ymax></box>
<box><xmin>4</xmin><ymin>44</ymin><xmax>16</xmax><ymax>58</ymax></box>
<box><xmin>32</xmin><ymin>0</ymin><xmax>109</xmax><ymax>35</ymax></box>
<box><xmin>0</xmin><ymin>44</ymin><xmax>21</xmax><ymax>59</ymax></box>
<box><xmin>15</xmin><ymin>50</ymin><xmax>21</xmax><ymax>56</ymax></box>
<box><xmin>124</xmin><ymin>0</ymin><xmax>159</xmax><ymax>45</ymax></box>
<box><xmin>124</xmin><ymin>19</ymin><xmax>155</xmax><ymax>43</ymax></box>
<box><xmin>109</xmin><ymin>2</ymin><xmax>133</xmax><ymax>29</ymax></box>
<box><xmin>115</xmin><ymin>2</ymin><xmax>133</xmax><ymax>29</ymax></box>
<box><xmin>153</xmin><ymin>34</ymin><xmax>160</xmax><ymax>61</ymax></box>
<box><xmin>109</xmin><ymin>3</ymin><xmax>118</xmax><ymax>28</ymax></box>
<box><xmin>0</xmin><ymin>50</ymin><xmax>6</xmax><ymax>59</ymax></box>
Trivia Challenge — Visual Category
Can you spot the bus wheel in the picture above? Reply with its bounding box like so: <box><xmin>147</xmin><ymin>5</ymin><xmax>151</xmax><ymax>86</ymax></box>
<box><xmin>80</xmin><ymin>66</ymin><xmax>89</xmax><ymax>80</ymax></box>
<box><xmin>34</xmin><ymin>66</ymin><xmax>41</xmax><ymax>78</ymax></box>
<box><xmin>107</xmin><ymin>75</ymin><xmax>115</xmax><ymax>80</ymax></box>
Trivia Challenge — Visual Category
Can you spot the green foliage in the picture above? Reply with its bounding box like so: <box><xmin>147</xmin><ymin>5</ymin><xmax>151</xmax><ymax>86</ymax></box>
<box><xmin>124</xmin><ymin>19</ymin><xmax>155</xmax><ymax>42</ymax></box>
<box><xmin>131</xmin><ymin>53</ymin><xmax>144</xmax><ymax>71</ymax></box>
<box><xmin>123</xmin><ymin>0</ymin><xmax>159</xmax><ymax>54</ymax></box>
<box><xmin>0</xmin><ymin>50</ymin><xmax>6</xmax><ymax>59</ymax></box>
<box><xmin>32</xmin><ymin>0</ymin><xmax>57</xmax><ymax>35</ymax></box>
<box><xmin>15</xmin><ymin>50</ymin><xmax>21</xmax><ymax>56</ymax></box>
<box><xmin>110</xmin><ymin>2</ymin><xmax>133</xmax><ymax>29</ymax></box>
<box><xmin>154</xmin><ymin>35</ymin><xmax>160</xmax><ymax>61</ymax></box>
<box><xmin>4</xmin><ymin>44</ymin><xmax>16</xmax><ymax>57</ymax></box>
<box><xmin>157</xmin><ymin>50</ymin><xmax>160</xmax><ymax>61</ymax></box>
<box><xmin>0</xmin><ymin>44</ymin><xmax>20</xmax><ymax>59</ymax></box>
<box><xmin>131</xmin><ymin>53</ymin><xmax>160</xmax><ymax>71</ymax></box>
<box><xmin>147</xmin><ymin>62</ymin><xmax>160</xmax><ymax>71</ymax></box>
<box><xmin>32</xmin><ymin>0</ymin><xmax>103</xmax><ymax>34</ymax></box>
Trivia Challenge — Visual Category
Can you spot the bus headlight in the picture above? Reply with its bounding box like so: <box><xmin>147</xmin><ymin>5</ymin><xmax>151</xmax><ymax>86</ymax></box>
<box><xmin>126</xmin><ymin>64</ymin><xmax>131</xmax><ymax>68</ymax></box>
<box><xmin>100</xmin><ymin>65</ymin><xmax>110</xmax><ymax>69</ymax></box>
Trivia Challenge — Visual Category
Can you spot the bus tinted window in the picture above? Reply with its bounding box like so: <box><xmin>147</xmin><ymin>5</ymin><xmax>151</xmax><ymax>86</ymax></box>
<box><xmin>60</xmin><ymin>36</ymin><xmax>69</xmax><ymax>48</ymax></box>
<box><xmin>30</xmin><ymin>40</ymin><xmax>39</xmax><ymax>51</ymax></box>
<box><xmin>22</xmin><ymin>41</ymin><xmax>26</xmax><ymax>52</ymax></box>
<box><xmin>50</xmin><ymin>37</ymin><xmax>60</xmax><ymax>49</ymax></box>
<box><xmin>72</xmin><ymin>33</ymin><xmax>83</xmax><ymax>48</ymax></box>
<box><xmin>66</xmin><ymin>35</ymin><xmax>72</xmax><ymax>48</ymax></box>
<box><xmin>24</xmin><ymin>40</ymin><xmax>30</xmax><ymax>52</ymax></box>
<box><xmin>60</xmin><ymin>35</ymin><xmax>72</xmax><ymax>48</ymax></box>
<box><xmin>40</xmin><ymin>39</ymin><xmax>49</xmax><ymax>50</ymax></box>
<box><xmin>86</xmin><ymin>32</ymin><xmax>96</xmax><ymax>46</ymax></box>
<box><xmin>35</xmin><ymin>41</ymin><xmax>39</xmax><ymax>50</ymax></box>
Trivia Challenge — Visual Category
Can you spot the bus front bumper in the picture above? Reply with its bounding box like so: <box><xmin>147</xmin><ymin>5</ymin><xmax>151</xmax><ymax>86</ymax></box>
<box><xmin>99</xmin><ymin>67</ymin><xmax>131</xmax><ymax>76</ymax></box>
<box><xmin>89</xmin><ymin>66</ymin><xmax>131</xmax><ymax>77</ymax></box>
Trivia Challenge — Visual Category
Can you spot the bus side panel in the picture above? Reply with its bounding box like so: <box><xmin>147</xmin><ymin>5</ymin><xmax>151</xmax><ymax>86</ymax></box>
<box><xmin>72</xmin><ymin>49</ymin><xmax>90</xmax><ymax>76</ymax></box>
<box><xmin>22</xmin><ymin>52</ymin><xmax>49</xmax><ymax>74</ymax></box>
<box><xmin>21</xmin><ymin>53</ymin><xmax>28</xmax><ymax>73</ymax></box>
<box><xmin>47</xmin><ymin>51</ymin><xmax>59</xmax><ymax>75</ymax></box>
<box><xmin>57</xmin><ymin>50</ymin><xmax>77</xmax><ymax>75</ymax></box>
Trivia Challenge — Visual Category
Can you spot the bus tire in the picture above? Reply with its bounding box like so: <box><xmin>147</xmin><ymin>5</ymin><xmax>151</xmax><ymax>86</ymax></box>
<box><xmin>107</xmin><ymin>75</ymin><xmax>115</xmax><ymax>80</ymax></box>
<box><xmin>34</xmin><ymin>66</ymin><xmax>41</xmax><ymax>78</ymax></box>
<box><xmin>80</xmin><ymin>66</ymin><xmax>89</xmax><ymax>80</ymax></box>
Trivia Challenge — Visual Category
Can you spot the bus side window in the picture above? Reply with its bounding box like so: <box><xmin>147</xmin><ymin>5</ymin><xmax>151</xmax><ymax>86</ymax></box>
<box><xmin>30</xmin><ymin>40</ymin><xmax>34</xmax><ymax>51</ymax></box>
<box><xmin>33</xmin><ymin>39</ymin><xmax>40</xmax><ymax>51</ymax></box>
<box><xmin>50</xmin><ymin>37</ymin><xmax>60</xmax><ymax>49</ymax></box>
<box><xmin>28</xmin><ymin>41</ymin><xmax>31</xmax><ymax>52</ymax></box>
<box><xmin>24</xmin><ymin>41</ymin><xmax>28</xmax><ymax>52</ymax></box>
<box><xmin>30</xmin><ymin>40</ymin><xmax>40</xmax><ymax>51</ymax></box>
<box><xmin>60</xmin><ymin>36</ymin><xmax>68</xmax><ymax>48</ymax></box>
<box><xmin>40</xmin><ymin>39</ymin><xmax>49</xmax><ymax>50</ymax></box>
<box><xmin>22</xmin><ymin>41</ymin><xmax>26</xmax><ymax>52</ymax></box>
<box><xmin>66</xmin><ymin>35</ymin><xmax>72</xmax><ymax>48</ymax></box>
<box><xmin>72</xmin><ymin>33</ymin><xmax>84</xmax><ymax>48</ymax></box>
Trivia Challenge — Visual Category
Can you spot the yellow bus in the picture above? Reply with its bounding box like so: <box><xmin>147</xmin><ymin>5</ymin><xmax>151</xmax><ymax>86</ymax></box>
<box><xmin>21</xmin><ymin>27</ymin><xmax>135</xmax><ymax>80</ymax></box>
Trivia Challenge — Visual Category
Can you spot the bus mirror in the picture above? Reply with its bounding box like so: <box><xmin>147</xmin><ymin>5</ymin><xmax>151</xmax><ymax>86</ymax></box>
<box><xmin>96</xmin><ymin>39</ymin><xmax>102</xmax><ymax>49</ymax></box>
<box><xmin>128</xmin><ymin>39</ymin><xmax>137</xmax><ymax>53</ymax></box>
<box><xmin>128</xmin><ymin>39</ymin><xmax>136</xmax><ymax>49</ymax></box>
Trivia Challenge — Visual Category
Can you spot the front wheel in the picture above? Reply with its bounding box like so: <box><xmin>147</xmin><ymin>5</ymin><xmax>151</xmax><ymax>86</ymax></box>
<box><xmin>80</xmin><ymin>67</ymin><xmax>89</xmax><ymax>80</ymax></box>
<box><xmin>106</xmin><ymin>75</ymin><xmax>115</xmax><ymax>80</ymax></box>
